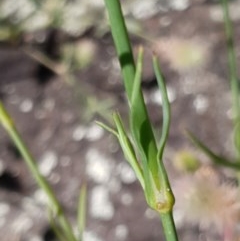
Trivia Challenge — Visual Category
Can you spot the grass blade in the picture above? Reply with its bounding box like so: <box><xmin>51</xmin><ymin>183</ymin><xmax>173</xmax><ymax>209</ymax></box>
<box><xmin>130</xmin><ymin>47</ymin><xmax>158</xmax><ymax>181</ymax></box>
<box><xmin>152</xmin><ymin>55</ymin><xmax>171</xmax><ymax>161</ymax></box>
<box><xmin>78</xmin><ymin>184</ymin><xmax>87</xmax><ymax>241</ymax></box>
<box><xmin>187</xmin><ymin>131</ymin><xmax>240</xmax><ymax>169</ymax></box>
<box><xmin>113</xmin><ymin>113</ymin><xmax>145</xmax><ymax>189</ymax></box>
<box><xmin>0</xmin><ymin>101</ymin><xmax>77</xmax><ymax>241</ymax></box>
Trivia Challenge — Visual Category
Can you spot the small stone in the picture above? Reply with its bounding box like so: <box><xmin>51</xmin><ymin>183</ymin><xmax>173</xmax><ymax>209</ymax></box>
<box><xmin>19</xmin><ymin>99</ymin><xmax>33</xmax><ymax>113</ymax></box>
<box><xmin>115</xmin><ymin>224</ymin><xmax>129</xmax><ymax>240</ymax></box>
<box><xmin>83</xmin><ymin>231</ymin><xmax>103</xmax><ymax>241</ymax></box>
<box><xmin>72</xmin><ymin>125</ymin><xmax>104</xmax><ymax>141</ymax></box>
<box><xmin>131</xmin><ymin>1</ymin><xmax>160</xmax><ymax>19</ymax></box>
<box><xmin>86</xmin><ymin>148</ymin><xmax>113</xmax><ymax>184</ymax></box>
<box><xmin>86</xmin><ymin>124</ymin><xmax>104</xmax><ymax>142</ymax></box>
<box><xmin>120</xmin><ymin>192</ymin><xmax>133</xmax><ymax>206</ymax></box>
<box><xmin>33</xmin><ymin>189</ymin><xmax>49</xmax><ymax>206</ymax></box>
<box><xmin>0</xmin><ymin>203</ymin><xmax>10</xmax><ymax>217</ymax></box>
<box><xmin>90</xmin><ymin>185</ymin><xmax>114</xmax><ymax>220</ymax></box>
<box><xmin>193</xmin><ymin>94</ymin><xmax>209</xmax><ymax>114</ymax></box>
<box><xmin>72</xmin><ymin>125</ymin><xmax>87</xmax><ymax>141</ymax></box>
<box><xmin>150</xmin><ymin>86</ymin><xmax>176</xmax><ymax>105</ymax></box>
<box><xmin>28</xmin><ymin>235</ymin><xmax>43</xmax><ymax>241</ymax></box>
<box><xmin>11</xmin><ymin>213</ymin><xmax>33</xmax><ymax>233</ymax></box>
<box><xmin>38</xmin><ymin>151</ymin><xmax>58</xmax><ymax>177</ymax></box>
<box><xmin>170</xmin><ymin>0</ymin><xmax>189</xmax><ymax>11</ymax></box>
<box><xmin>117</xmin><ymin>162</ymin><xmax>136</xmax><ymax>184</ymax></box>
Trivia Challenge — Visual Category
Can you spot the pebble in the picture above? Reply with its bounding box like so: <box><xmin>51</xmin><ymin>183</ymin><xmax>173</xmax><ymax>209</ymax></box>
<box><xmin>90</xmin><ymin>185</ymin><xmax>114</xmax><ymax>220</ymax></box>
<box><xmin>19</xmin><ymin>98</ymin><xmax>33</xmax><ymax>113</ymax></box>
<box><xmin>33</xmin><ymin>189</ymin><xmax>49</xmax><ymax>206</ymax></box>
<box><xmin>117</xmin><ymin>162</ymin><xmax>136</xmax><ymax>184</ymax></box>
<box><xmin>0</xmin><ymin>202</ymin><xmax>10</xmax><ymax>217</ymax></box>
<box><xmin>149</xmin><ymin>86</ymin><xmax>176</xmax><ymax>105</ymax></box>
<box><xmin>169</xmin><ymin>0</ymin><xmax>189</xmax><ymax>11</ymax></box>
<box><xmin>72</xmin><ymin>125</ymin><xmax>88</xmax><ymax>141</ymax></box>
<box><xmin>193</xmin><ymin>94</ymin><xmax>209</xmax><ymax>114</ymax></box>
<box><xmin>131</xmin><ymin>1</ymin><xmax>160</xmax><ymax>19</ymax></box>
<box><xmin>73</xmin><ymin>124</ymin><xmax>104</xmax><ymax>142</ymax></box>
<box><xmin>28</xmin><ymin>235</ymin><xmax>43</xmax><ymax>241</ymax></box>
<box><xmin>115</xmin><ymin>224</ymin><xmax>129</xmax><ymax>240</ymax></box>
<box><xmin>83</xmin><ymin>231</ymin><xmax>103</xmax><ymax>241</ymax></box>
<box><xmin>85</xmin><ymin>124</ymin><xmax>104</xmax><ymax>141</ymax></box>
<box><xmin>11</xmin><ymin>213</ymin><xmax>33</xmax><ymax>233</ymax></box>
<box><xmin>86</xmin><ymin>148</ymin><xmax>113</xmax><ymax>184</ymax></box>
<box><xmin>120</xmin><ymin>192</ymin><xmax>133</xmax><ymax>206</ymax></box>
<box><xmin>38</xmin><ymin>151</ymin><xmax>58</xmax><ymax>177</ymax></box>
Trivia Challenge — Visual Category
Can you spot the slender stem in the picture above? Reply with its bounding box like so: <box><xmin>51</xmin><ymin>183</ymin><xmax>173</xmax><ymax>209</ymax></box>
<box><xmin>0</xmin><ymin>102</ymin><xmax>77</xmax><ymax>241</ymax></box>
<box><xmin>160</xmin><ymin>212</ymin><xmax>179</xmax><ymax>241</ymax></box>
<box><xmin>78</xmin><ymin>184</ymin><xmax>87</xmax><ymax>241</ymax></box>
<box><xmin>221</xmin><ymin>0</ymin><xmax>240</xmax><ymax>124</ymax></box>
<box><xmin>103</xmin><ymin>0</ymin><xmax>135</xmax><ymax>98</ymax></box>
<box><xmin>104</xmin><ymin>0</ymin><xmax>158</xmax><ymax>184</ymax></box>
<box><xmin>103</xmin><ymin>1</ymin><xmax>179</xmax><ymax>241</ymax></box>
<box><xmin>221</xmin><ymin>0</ymin><xmax>240</xmax><ymax>160</ymax></box>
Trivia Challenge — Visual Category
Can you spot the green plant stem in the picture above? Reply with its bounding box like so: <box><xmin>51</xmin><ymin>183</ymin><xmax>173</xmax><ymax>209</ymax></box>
<box><xmin>103</xmin><ymin>1</ymin><xmax>178</xmax><ymax>241</ymax></box>
<box><xmin>103</xmin><ymin>0</ymin><xmax>135</xmax><ymax>98</ymax></box>
<box><xmin>221</xmin><ymin>0</ymin><xmax>240</xmax><ymax>160</ymax></box>
<box><xmin>103</xmin><ymin>0</ymin><xmax>158</xmax><ymax>184</ymax></box>
<box><xmin>0</xmin><ymin>102</ymin><xmax>77</xmax><ymax>241</ymax></box>
<box><xmin>78</xmin><ymin>184</ymin><xmax>87</xmax><ymax>241</ymax></box>
<box><xmin>160</xmin><ymin>212</ymin><xmax>178</xmax><ymax>241</ymax></box>
<box><xmin>221</xmin><ymin>0</ymin><xmax>240</xmax><ymax>124</ymax></box>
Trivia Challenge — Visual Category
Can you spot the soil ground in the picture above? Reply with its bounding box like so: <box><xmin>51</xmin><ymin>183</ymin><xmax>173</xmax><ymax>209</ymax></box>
<box><xmin>0</xmin><ymin>1</ymin><xmax>240</xmax><ymax>241</ymax></box>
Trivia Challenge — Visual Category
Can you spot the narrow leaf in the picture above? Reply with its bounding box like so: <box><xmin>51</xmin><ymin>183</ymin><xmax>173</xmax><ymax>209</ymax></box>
<box><xmin>78</xmin><ymin>184</ymin><xmax>87</xmax><ymax>241</ymax></box>
<box><xmin>152</xmin><ymin>55</ymin><xmax>171</xmax><ymax>161</ymax></box>
<box><xmin>130</xmin><ymin>47</ymin><xmax>158</xmax><ymax>180</ymax></box>
<box><xmin>187</xmin><ymin>131</ymin><xmax>240</xmax><ymax>169</ymax></box>
<box><xmin>113</xmin><ymin>113</ymin><xmax>145</xmax><ymax>189</ymax></box>
<box><xmin>95</xmin><ymin>120</ymin><xmax>118</xmax><ymax>137</ymax></box>
<box><xmin>49</xmin><ymin>211</ymin><xmax>68</xmax><ymax>241</ymax></box>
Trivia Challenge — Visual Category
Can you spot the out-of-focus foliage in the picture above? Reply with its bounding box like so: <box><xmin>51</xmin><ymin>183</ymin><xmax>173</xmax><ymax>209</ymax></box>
<box><xmin>0</xmin><ymin>0</ymin><xmax>190</xmax><ymax>41</ymax></box>
<box><xmin>0</xmin><ymin>0</ymin><xmax>106</xmax><ymax>40</ymax></box>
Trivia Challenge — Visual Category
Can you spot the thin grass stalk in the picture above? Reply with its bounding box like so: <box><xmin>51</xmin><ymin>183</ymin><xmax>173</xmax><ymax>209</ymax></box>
<box><xmin>103</xmin><ymin>0</ymin><xmax>135</xmax><ymax>98</ymax></box>
<box><xmin>0</xmin><ymin>102</ymin><xmax>77</xmax><ymax>241</ymax></box>
<box><xmin>160</xmin><ymin>212</ymin><xmax>178</xmax><ymax>241</ymax></box>
<box><xmin>78</xmin><ymin>184</ymin><xmax>87</xmax><ymax>241</ymax></box>
<box><xmin>221</xmin><ymin>0</ymin><xmax>240</xmax><ymax>121</ymax></box>
<box><xmin>103</xmin><ymin>0</ymin><xmax>158</xmax><ymax>187</ymax></box>
<box><xmin>103</xmin><ymin>1</ymin><xmax>178</xmax><ymax>241</ymax></box>
<box><xmin>221</xmin><ymin>0</ymin><xmax>240</xmax><ymax>159</ymax></box>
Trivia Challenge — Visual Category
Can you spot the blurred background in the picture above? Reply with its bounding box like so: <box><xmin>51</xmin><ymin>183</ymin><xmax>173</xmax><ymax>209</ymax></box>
<box><xmin>0</xmin><ymin>0</ymin><xmax>240</xmax><ymax>241</ymax></box>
